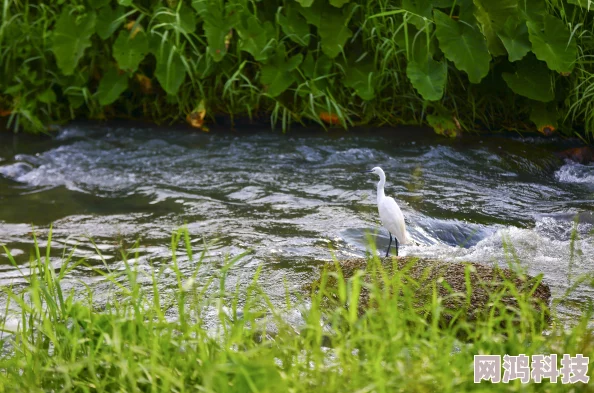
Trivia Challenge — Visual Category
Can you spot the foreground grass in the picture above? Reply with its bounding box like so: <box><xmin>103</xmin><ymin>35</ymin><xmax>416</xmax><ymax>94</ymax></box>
<box><xmin>0</xmin><ymin>228</ymin><xmax>592</xmax><ymax>392</ymax></box>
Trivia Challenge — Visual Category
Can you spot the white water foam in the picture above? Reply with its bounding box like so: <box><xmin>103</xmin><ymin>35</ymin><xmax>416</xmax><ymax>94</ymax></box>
<box><xmin>555</xmin><ymin>160</ymin><xmax>594</xmax><ymax>184</ymax></box>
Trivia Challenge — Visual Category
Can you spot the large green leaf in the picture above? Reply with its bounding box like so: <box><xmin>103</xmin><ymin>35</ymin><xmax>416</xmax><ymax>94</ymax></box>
<box><xmin>433</xmin><ymin>0</ymin><xmax>456</xmax><ymax>6</ymax></box>
<box><xmin>296</xmin><ymin>0</ymin><xmax>314</xmax><ymax>6</ymax></box>
<box><xmin>330</xmin><ymin>0</ymin><xmax>350</xmax><ymax>6</ymax></box>
<box><xmin>89</xmin><ymin>0</ymin><xmax>111</xmax><ymax>9</ymax></box>
<box><xmin>410</xmin><ymin>31</ymin><xmax>433</xmax><ymax>62</ymax></box>
<box><xmin>56</xmin><ymin>70</ymin><xmax>90</xmax><ymax>109</ymax></box>
<box><xmin>236</xmin><ymin>15</ymin><xmax>274</xmax><ymax>61</ymax></box>
<box><xmin>518</xmin><ymin>0</ymin><xmax>546</xmax><ymax>22</ymax></box>
<box><xmin>158</xmin><ymin>2</ymin><xmax>196</xmax><ymax>35</ymax></box>
<box><xmin>113</xmin><ymin>30</ymin><xmax>149</xmax><ymax>72</ymax></box>
<box><xmin>343</xmin><ymin>60</ymin><xmax>378</xmax><ymax>101</ymax></box>
<box><xmin>260</xmin><ymin>45</ymin><xmax>303</xmax><ymax>97</ymax></box>
<box><xmin>299</xmin><ymin>2</ymin><xmax>354</xmax><ymax>58</ymax></box>
<box><xmin>403</xmin><ymin>0</ymin><xmax>432</xmax><ymax>18</ymax></box>
<box><xmin>472</xmin><ymin>0</ymin><xmax>519</xmax><ymax>56</ymax></box>
<box><xmin>37</xmin><ymin>88</ymin><xmax>57</xmax><ymax>104</ymax></box>
<box><xmin>148</xmin><ymin>32</ymin><xmax>163</xmax><ymax>54</ymax></box>
<box><xmin>278</xmin><ymin>4</ymin><xmax>310</xmax><ymax>46</ymax></box>
<box><xmin>501</xmin><ymin>55</ymin><xmax>553</xmax><ymax>102</ymax></box>
<box><xmin>406</xmin><ymin>58</ymin><xmax>447</xmax><ymax>101</ymax></box>
<box><xmin>472</xmin><ymin>0</ymin><xmax>519</xmax><ymax>25</ymax></box>
<box><xmin>300</xmin><ymin>52</ymin><xmax>332</xmax><ymax>93</ymax></box>
<box><xmin>154</xmin><ymin>42</ymin><xmax>186</xmax><ymax>95</ymax></box>
<box><xmin>427</xmin><ymin>110</ymin><xmax>460</xmax><ymax>137</ymax></box>
<box><xmin>302</xmin><ymin>52</ymin><xmax>332</xmax><ymax>79</ymax></box>
<box><xmin>529</xmin><ymin>101</ymin><xmax>558</xmax><ymax>134</ymax></box>
<box><xmin>96</xmin><ymin>5</ymin><xmax>125</xmax><ymax>40</ymax></box>
<box><xmin>52</xmin><ymin>9</ymin><xmax>96</xmax><ymax>75</ymax></box>
<box><xmin>433</xmin><ymin>10</ymin><xmax>490</xmax><ymax>83</ymax></box>
<box><xmin>457</xmin><ymin>0</ymin><xmax>476</xmax><ymax>24</ymax></box>
<box><xmin>497</xmin><ymin>16</ymin><xmax>531</xmax><ymax>62</ymax></box>
<box><xmin>96</xmin><ymin>68</ymin><xmax>128</xmax><ymax>106</ymax></box>
<box><xmin>527</xmin><ymin>15</ymin><xmax>577</xmax><ymax>74</ymax></box>
<box><xmin>56</xmin><ymin>69</ymin><xmax>90</xmax><ymax>90</ymax></box>
<box><xmin>67</xmin><ymin>92</ymin><xmax>86</xmax><ymax>109</ymax></box>
<box><xmin>402</xmin><ymin>0</ymin><xmax>432</xmax><ymax>29</ymax></box>
<box><xmin>192</xmin><ymin>0</ymin><xmax>236</xmax><ymax>62</ymax></box>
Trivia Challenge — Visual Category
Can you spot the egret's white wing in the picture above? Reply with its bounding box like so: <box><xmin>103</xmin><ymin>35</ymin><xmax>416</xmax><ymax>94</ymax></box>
<box><xmin>378</xmin><ymin>196</ymin><xmax>410</xmax><ymax>244</ymax></box>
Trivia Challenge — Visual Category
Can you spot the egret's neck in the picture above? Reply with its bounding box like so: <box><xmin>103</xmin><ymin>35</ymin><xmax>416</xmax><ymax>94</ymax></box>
<box><xmin>376</xmin><ymin>172</ymin><xmax>386</xmax><ymax>202</ymax></box>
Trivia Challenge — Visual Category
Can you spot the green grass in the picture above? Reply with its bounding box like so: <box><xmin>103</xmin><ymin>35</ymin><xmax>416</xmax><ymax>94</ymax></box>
<box><xmin>0</xmin><ymin>227</ymin><xmax>592</xmax><ymax>392</ymax></box>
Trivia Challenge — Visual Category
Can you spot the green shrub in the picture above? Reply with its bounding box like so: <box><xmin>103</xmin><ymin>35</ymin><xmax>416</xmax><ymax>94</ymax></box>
<box><xmin>1</xmin><ymin>0</ymin><xmax>593</xmax><ymax>138</ymax></box>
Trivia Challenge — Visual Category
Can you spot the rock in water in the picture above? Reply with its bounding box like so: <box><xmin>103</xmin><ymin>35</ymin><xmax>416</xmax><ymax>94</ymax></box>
<box><xmin>306</xmin><ymin>257</ymin><xmax>551</xmax><ymax>327</ymax></box>
<box><xmin>556</xmin><ymin>146</ymin><xmax>594</xmax><ymax>164</ymax></box>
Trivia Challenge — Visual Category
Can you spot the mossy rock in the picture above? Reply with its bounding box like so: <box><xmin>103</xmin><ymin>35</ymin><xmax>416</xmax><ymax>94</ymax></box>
<box><xmin>305</xmin><ymin>257</ymin><xmax>551</xmax><ymax>331</ymax></box>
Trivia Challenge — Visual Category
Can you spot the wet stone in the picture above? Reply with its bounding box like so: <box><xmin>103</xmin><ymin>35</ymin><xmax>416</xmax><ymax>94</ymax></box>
<box><xmin>305</xmin><ymin>257</ymin><xmax>551</xmax><ymax>326</ymax></box>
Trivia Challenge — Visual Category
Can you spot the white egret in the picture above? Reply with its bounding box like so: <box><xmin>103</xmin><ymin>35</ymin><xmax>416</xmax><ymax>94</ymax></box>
<box><xmin>363</xmin><ymin>166</ymin><xmax>410</xmax><ymax>257</ymax></box>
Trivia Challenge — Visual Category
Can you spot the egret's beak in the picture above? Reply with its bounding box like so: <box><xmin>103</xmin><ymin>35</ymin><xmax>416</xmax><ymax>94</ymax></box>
<box><xmin>361</xmin><ymin>169</ymin><xmax>374</xmax><ymax>173</ymax></box>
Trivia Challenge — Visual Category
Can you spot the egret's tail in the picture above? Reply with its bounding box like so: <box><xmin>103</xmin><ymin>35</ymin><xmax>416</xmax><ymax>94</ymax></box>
<box><xmin>403</xmin><ymin>229</ymin><xmax>413</xmax><ymax>245</ymax></box>
<box><xmin>404</xmin><ymin>231</ymin><xmax>422</xmax><ymax>247</ymax></box>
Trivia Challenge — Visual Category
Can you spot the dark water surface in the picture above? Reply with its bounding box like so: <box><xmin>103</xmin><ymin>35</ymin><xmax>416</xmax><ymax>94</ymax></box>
<box><xmin>1</xmin><ymin>124</ymin><xmax>593</xmax><ymax>325</ymax></box>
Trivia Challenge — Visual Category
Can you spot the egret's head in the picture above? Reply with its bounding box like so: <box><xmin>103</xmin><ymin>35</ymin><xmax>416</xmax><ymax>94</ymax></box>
<box><xmin>363</xmin><ymin>166</ymin><xmax>383</xmax><ymax>176</ymax></box>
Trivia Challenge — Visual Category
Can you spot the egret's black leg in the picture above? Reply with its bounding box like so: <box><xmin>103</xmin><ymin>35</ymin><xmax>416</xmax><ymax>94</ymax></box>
<box><xmin>385</xmin><ymin>233</ymin><xmax>392</xmax><ymax>257</ymax></box>
<box><xmin>395</xmin><ymin>238</ymin><xmax>399</xmax><ymax>256</ymax></box>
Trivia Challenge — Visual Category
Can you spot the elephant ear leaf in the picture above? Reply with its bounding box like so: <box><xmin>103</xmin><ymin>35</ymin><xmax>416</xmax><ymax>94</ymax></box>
<box><xmin>502</xmin><ymin>55</ymin><xmax>554</xmax><ymax>102</ymax></box>
<box><xmin>406</xmin><ymin>58</ymin><xmax>447</xmax><ymax>101</ymax></box>
<box><xmin>299</xmin><ymin>2</ymin><xmax>353</xmax><ymax>58</ymax></box>
<box><xmin>497</xmin><ymin>16</ymin><xmax>531</xmax><ymax>62</ymax></box>
<box><xmin>96</xmin><ymin>5</ymin><xmax>125</xmax><ymax>39</ymax></box>
<box><xmin>113</xmin><ymin>30</ymin><xmax>149</xmax><ymax>72</ymax></box>
<box><xmin>260</xmin><ymin>45</ymin><xmax>303</xmax><ymax>97</ymax></box>
<box><xmin>236</xmin><ymin>15</ymin><xmax>274</xmax><ymax>61</ymax></box>
<box><xmin>159</xmin><ymin>2</ymin><xmax>196</xmax><ymax>35</ymax></box>
<box><xmin>89</xmin><ymin>0</ymin><xmax>110</xmax><ymax>8</ymax></box>
<box><xmin>301</xmin><ymin>52</ymin><xmax>332</xmax><ymax>93</ymax></box>
<box><xmin>402</xmin><ymin>0</ymin><xmax>432</xmax><ymax>29</ymax></box>
<box><xmin>330</xmin><ymin>0</ymin><xmax>350</xmax><ymax>7</ymax></box>
<box><xmin>518</xmin><ymin>0</ymin><xmax>547</xmax><ymax>21</ymax></box>
<box><xmin>154</xmin><ymin>42</ymin><xmax>186</xmax><ymax>95</ymax></box>
<box><xmin>278</xmin><ymin>4</ymin><xmax>310</xmax><ymax>46</ymax></box>
<box><xmin>52</xmin><ymin>9</ymin><xmax>96</xmax><ymax>75</ymax></box>
<box><xmin>433</xmin><ymin>10</ymin><xmax>490</xmax><ymax>83</ymax></box>
<box><xmin>193</xmin><ymin>0</ymin><xmax>236</xmax><ymax>62</ymax></box>
<box><xmin>472</xmin><ymin>0</ymin><xmax>519</xmax><ymax>56</ymax></box>
<box><xmin>96</xmin><ymin>68</ymin><xmax>128</xmax><ymax>106</ymax></box>
<box><xmin>527</xmin><ymin>14</ymin><xmax>577</xmax><ymax>74</ymax></box>
<box><xmin>529</xmin><ymin>101</ymin><xmax>558</xmax><ymax>135</ymax></box>
<box><xmin>344</xmin><ymin>60</ymin><xmax>378</xmax><ymax>101</ymax></box>
<box><xmin>37</xmin><ymin>88</ymin><xmax>57</xmax><ymax>104</ymax></box>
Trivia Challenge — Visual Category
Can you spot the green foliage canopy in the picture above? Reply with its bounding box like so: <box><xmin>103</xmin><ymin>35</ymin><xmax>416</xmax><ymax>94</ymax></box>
<box><xmin>0</xmin><ymin>0</ymin><xmax>589</xmax><ymax>137</ymax></box>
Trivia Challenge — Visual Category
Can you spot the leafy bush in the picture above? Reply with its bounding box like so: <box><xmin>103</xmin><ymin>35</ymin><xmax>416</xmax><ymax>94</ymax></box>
<box><xmin>0</xmin><ymin>0</ymin><xmax>593</xmax><ymax>138</ymax></box>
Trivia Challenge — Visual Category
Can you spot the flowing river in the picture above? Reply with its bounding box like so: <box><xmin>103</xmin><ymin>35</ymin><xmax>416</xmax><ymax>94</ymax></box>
<box><xmin>0</xmin><ymin>124</ymin><xmax>593</xmax><ymax>324</ymax></box>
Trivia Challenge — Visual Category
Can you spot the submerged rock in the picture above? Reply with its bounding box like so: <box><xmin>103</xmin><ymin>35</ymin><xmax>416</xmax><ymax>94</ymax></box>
<box><xmin>556</xmin><ymin>146</ymin><xmax>594</xmax><ymax>164</ymax></box>
<box><xmin>306</xmin><ymin>257</ymin><xmax>551</xmax><ymax>325</ymax></box>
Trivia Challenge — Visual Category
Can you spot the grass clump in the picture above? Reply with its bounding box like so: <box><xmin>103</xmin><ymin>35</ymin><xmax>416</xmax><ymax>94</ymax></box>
<box><xmin>0</xmin><ymin>227</ymin><xmax>593</xmax><ymax>392</ymax></box>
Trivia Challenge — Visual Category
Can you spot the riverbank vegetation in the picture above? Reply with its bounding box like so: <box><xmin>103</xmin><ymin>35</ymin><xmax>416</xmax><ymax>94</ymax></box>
<box><xmin>0</xmin><ymin>228</ymin><xmax>593</xmax><ymax>391</ymax></box>
<box><xmin>1</xmin><ymin>0</ymin><xmax>594</xmax><ymax>139</ymax></box>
